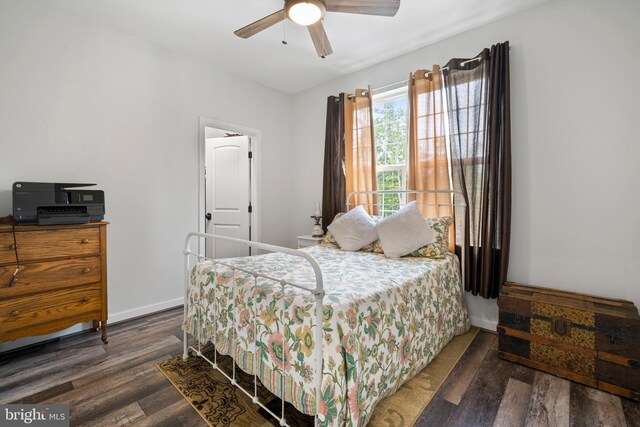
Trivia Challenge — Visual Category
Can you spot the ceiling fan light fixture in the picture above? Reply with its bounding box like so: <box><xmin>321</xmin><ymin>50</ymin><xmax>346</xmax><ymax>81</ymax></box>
<box><xmin>286</xmin><ymin>0</ymin><xmax>325</xmax><ymax>26</ymax></box>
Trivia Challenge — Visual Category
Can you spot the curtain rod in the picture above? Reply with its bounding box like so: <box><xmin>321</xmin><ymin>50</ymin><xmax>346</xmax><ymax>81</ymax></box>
<box><xmin>371</xmin><ymin>79</ymin><xmax>408</xmax><ymax>96</ymax></box>
<box><xmin>372</xmin><ymin>45</ymin><xmax>511</xmax><ymax>95</ymax></box>
<box><xmin>339</xmin><ymin>46</ymin><xmax>511</xmax><ymax>100</ymax></box>
<box><xmin>341</xmin><ymin>55</ymin><xmax>480</xmax><ymax>100</ymax></box>
<box><xmin>371</xmin><ymin>56</ymin><xmax>482</xmax><ymax>95</ymax></box>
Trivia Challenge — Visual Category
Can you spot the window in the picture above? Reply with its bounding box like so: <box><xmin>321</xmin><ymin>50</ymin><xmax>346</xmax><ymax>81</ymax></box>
<box><xmin>373</xmin><ymin>86</ymin><xmax>408</xmax><ymax>217</ymax></box>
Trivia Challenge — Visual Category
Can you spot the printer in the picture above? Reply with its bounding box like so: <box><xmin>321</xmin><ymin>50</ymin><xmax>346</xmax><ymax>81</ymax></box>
<box><xmin>13</xmin><ymin>182</ymin><xmax>105</xmax><ymax>225</ymax></box>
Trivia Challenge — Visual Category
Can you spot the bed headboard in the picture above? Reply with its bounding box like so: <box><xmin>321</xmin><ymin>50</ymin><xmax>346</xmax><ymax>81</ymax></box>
<box><xmin>346</xmin><ymin>189</ymin><xmax>467</xmax><ymax>284</ymax></box>
<box><xmin>346</xmin><ymin>189</ymin><xmax>466</xmax><ymax>216</ymax></box>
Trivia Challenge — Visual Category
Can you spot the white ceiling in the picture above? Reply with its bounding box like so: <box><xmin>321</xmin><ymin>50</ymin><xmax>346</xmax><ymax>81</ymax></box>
<box><xmin>42</xmin><ymin>0</ymin><xmax>552</xmax><ymax>94</ymax></box>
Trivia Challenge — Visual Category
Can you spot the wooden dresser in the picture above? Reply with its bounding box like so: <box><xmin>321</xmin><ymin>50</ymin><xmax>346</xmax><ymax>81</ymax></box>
<box><xmin>498</xmin><ymin>282</ymin><xmax>640</xmax><ymax>400</ymax></box>
<box><xmin>0</xmin><ymin>221</ymin><xmax>108</xmax><ymax>344</ymax></box>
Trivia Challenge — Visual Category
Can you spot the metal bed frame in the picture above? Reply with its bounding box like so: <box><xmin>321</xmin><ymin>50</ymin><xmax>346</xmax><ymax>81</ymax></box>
<box><xmin>346</xmin><ymin>189</ymin><xmax>467</xmax><ymax>290</ymax></box>
<box><xmin>182</xmin><ymin>190</ymin><xmax>466</xmax><ymax>426</ymax></box>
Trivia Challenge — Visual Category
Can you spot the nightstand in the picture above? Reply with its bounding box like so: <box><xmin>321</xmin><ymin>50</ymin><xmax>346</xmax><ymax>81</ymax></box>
<box><xmin>297</xmin><ymin>235</ymin><xmax>324</xmax><ymax>248</ymax></box>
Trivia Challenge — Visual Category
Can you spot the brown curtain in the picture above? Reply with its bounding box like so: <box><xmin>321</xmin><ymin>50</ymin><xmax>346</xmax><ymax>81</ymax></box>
<box><xmin>407</xmin><ymin>65</ymin><xmax>455</xmax><ymax>251</ymax></box>
<box><xmin>321</xmin><ymin>95</ymin><xmax>346</xmax><ymax>233</ymax></box>
<box><xmin>444</xmin><ymin>41</ymin><xmax>511</xmax><ymax>299</ymax></box>
<box><xmin>344</xmin><ymin>88</ymin><xmax>379</xmax><ymax>214</ymax></box>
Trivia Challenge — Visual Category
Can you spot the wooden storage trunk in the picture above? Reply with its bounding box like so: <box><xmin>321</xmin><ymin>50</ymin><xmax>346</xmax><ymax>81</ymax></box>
<box><xmin>498</xmin><ymin>282</ymin><xmax>640</xmax><ymax>400</ymax></box>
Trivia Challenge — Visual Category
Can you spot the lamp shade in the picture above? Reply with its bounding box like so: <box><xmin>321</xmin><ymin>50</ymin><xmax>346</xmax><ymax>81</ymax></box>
<box><xmin>286</xmin><ymin>0</ymin><xmax>326</xmax><ymax>26</ymax></box>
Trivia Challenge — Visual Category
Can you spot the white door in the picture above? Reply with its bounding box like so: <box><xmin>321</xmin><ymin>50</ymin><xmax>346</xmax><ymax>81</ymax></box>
<box><xmin>205</xmin><ymin>135</ymin><xmax>251</xmax><ymax>259</ymax></box>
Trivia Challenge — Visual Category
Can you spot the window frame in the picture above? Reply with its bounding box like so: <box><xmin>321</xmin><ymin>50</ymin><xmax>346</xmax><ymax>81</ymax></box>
<box><xmin>372</xmin><ymin>85</ymin><xmax>410</xmax><ymax>215</ymax></box>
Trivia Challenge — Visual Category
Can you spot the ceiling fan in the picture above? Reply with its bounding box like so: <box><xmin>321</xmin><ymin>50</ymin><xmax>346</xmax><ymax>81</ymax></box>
<box><xmin>234</xmin><ymin>0</ymin><xmax>401</xmax><ymax>58</ymax></box>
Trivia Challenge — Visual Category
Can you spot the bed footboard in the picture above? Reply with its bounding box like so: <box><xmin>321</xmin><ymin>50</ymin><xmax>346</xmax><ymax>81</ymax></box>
<box><xmin>182</xmin><ymin>232</ymin><xmax>325</xmax><ymax>426</ymax></box>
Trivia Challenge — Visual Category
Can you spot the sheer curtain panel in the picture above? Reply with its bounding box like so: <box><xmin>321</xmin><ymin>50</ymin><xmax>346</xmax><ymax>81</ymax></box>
<box><xmin>344</xmin><ymin>88</ymin><xmax>379</xmax><ymax>214</ymax></box>
<box><xmin>408</xmin><ymin>65</ymin><xmax>455</xmax><ymax>250</ymax></box>
<box><xmin>444</xmin><ymin>41</ymin><xmax>512</xmax><ymax>299</ymax></box>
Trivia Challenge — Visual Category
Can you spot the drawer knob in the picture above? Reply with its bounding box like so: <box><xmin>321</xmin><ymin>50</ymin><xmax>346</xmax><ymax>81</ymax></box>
<box><xmin>8</xmin><ymin>243</ymin><xmax>17</xmax><ymax>250</ymax></box>
<box><xmin>10</xmin><ymin>310</ymin><xmax>20</xmax><ymax>317</ymax></box>
<box><xmin>81</xmin><ymin>238</ymin><xmax>90</xmax><ymax>244</ymax></box>
<box><xmin>82</xmin><ymin>296</ymin><xmax>91</xmax><ymax>302</ymax></box>
<box><xmin>82</xmin><ymin>268</ymin><xmax>91</xmax><ymax>274</ymax></box>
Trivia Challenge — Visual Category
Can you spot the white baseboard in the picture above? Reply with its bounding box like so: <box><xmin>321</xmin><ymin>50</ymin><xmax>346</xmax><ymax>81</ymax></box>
<box><xmin>0</xmin><ymin>324</ymin><xmax>87</xmax><ymax>353</ymax></box>
<box><xmin>465</xmin><ymin>294</ymin><xmax>498</xmax><ymax>332</ymax></box>
<box><xmin>109</xmin><ymin>297</ymin><xmax>184</xmax><ymax>324</ymax></box>
<box><xmin>470</xmin><ymin>315</ymin><xmax>498</xmax><ymax>332</ymax></box>
<box><xmin>0</xmin><ymin>297</ymin><xmax>184</xmax><ymax>354</ymax></box>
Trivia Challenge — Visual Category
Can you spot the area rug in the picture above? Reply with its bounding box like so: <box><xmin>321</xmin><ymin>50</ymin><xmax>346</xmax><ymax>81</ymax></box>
<box><xmin>157</xmin><ymin>327</ymin><xmax>478</xmax><ymax>426</ymax></box>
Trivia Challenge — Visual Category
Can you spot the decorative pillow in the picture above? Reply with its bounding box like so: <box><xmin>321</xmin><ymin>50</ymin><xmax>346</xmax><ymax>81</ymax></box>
<box><xmin>408</xmin><ymin>216</ymin><xmax>454</xmax><ymax>258</ymax></box>
<box><xmin>327</xmin><ymin>205</ymin><xmax>378</xmax><ymax>251</ymax></box>
<box><xmin>324</xmin><ymin>213</ymin><xmax>384</xmax><ymax>253</ymax></box>
<box><xmin>371</xmin><ymin>239</ymin><xmax>384</xmax><ymax>253</ymax></box>
<box><xmin>321</xmin><ymin>213</ymin><xmax>344</xmax><ymax>248</ymax></box>
<box><xmin>359</xmin><ymin>240</ymin><xmax>377</xmax><ymax>252</ymax></box>
<box><xmin>375</xmin><ymin>201</ymin><xmax>436</xmax><ymax>258</ymax></box>
<box><xmin>358</xmin><ymin>215</ymin><xmax>383</xmax><ymax>252</ymax></box>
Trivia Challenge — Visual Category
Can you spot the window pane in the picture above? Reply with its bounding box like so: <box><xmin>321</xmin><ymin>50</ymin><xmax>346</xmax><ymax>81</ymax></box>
<box><xmin>417</xmin><ymin>92</ymin><xmax>427</xmax><ymax>117</ymax></box>
<box><xmin>417</xmin><ymin>121</ymin><xmax>427</xmax><ymax>140</ymax></box>
<box><xmin>374</xmin><ymin>93</ymin><xmax>408</xmax><ymax>167</ymax></box>
<box><xmin>373</xmin><ymin>87</ymin><xmax>408</xmax><ymax>216</ymax></box>
<box><xmin>377</xmin><ymin>170</ymin><xmax>405</xmax><ymax>217</ymax></box>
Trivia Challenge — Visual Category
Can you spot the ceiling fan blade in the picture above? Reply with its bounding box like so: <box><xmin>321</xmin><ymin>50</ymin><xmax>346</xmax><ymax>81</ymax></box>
<box><xmin>234</xmin><ymin>9</ymin><xmax>285</xmax><ymax>39</ymax></box>
<box><xmin>307</xmin><ymin>21</ymin><xmax>333</xmax><ymax>58</ymax></box>
<box><xmin>325</xmin><ymin>0</ymin><xmax>400</xmax><ymax>16</ymax></box>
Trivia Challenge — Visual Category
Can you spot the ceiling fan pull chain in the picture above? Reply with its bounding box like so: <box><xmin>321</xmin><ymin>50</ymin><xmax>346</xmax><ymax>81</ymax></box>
<box><xmin>282</xmin><ymin>17</ymin><xmax>288</xmax><ymax>45</ymax></box>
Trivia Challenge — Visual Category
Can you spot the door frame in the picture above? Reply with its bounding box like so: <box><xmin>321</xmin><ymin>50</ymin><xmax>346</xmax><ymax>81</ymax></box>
<box><xmin>198</xmin><ymin>117</ymin><xmax>261</xmax><ymax>249</ymax></box>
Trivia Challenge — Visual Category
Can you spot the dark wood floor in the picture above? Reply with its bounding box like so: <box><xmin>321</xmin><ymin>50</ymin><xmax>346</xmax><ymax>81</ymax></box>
<box><xmin>1</xmin><ymin>307</ymin><xmax>638</xmax><ymax>426</ymax></box>
<box><xmin>417</xmin><ymin>330</ymin><xmax>639</xmax><ymax>427</ymax></box>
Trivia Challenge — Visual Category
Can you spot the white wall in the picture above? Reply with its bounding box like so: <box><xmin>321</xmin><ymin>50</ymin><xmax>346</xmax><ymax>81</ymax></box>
<box><xmin>289</xmin><ymin>0</ymin><xmax>640</xmax><ymax>330</ymax></box>
<box><xmin>0</xmin><ymin>0</ymin><xmax>292</xmax><ymax>351</ymax></box>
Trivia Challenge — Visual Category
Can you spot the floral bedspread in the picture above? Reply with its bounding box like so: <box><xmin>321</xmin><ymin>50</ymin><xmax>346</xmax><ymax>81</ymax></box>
<box><xmin>183</xmin><ymin>245</ymin><xmax>469</xmax><ymax>426</ymax></box>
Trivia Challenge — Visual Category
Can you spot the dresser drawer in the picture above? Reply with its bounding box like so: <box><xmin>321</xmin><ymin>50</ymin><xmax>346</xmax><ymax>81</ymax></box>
<box><xmin>0</xmin><ymin>227</ymin><xmax>100</xmax><ymax>264</ymax></box>
<box><xmin>0</xmin><ymin>284</ymin><xmax>101</xmax><ymax>332</ymax></box>
<box><xmin>0</xmin><ymin>257</ymin><xmax>101</xmax><ymax>297</ymax></box>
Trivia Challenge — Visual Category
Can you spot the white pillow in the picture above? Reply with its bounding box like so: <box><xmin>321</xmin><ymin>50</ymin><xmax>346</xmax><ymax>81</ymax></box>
<box><xmin>327</xmin><ymin>205</ymin><xmax>378</xmax><ymax>251</ymax></box>
<box><xmin>375</xmin><ymin>201</ymin><xmax>437</xmax><ymax>258</ymax></box>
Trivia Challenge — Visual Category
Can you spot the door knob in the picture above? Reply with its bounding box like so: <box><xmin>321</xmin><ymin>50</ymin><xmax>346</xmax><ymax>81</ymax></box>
<box><xmin>205</xmin><ymin>213</ymin><xmax>212</xmax><ymax>221</ymax></box>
